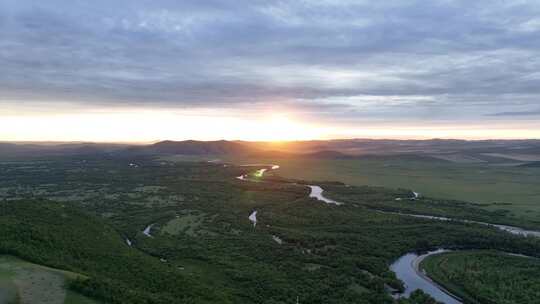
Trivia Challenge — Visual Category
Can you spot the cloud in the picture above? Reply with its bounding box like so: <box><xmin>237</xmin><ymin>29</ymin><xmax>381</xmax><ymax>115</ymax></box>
<box><xmin>1</xmin><ymin>0</ymin><xmax>540</xmax><ymax>123</ymax></box>
<box><xmin>488</xmin><ymin>109</ymin><xmax>540</xmax><ymax>117</ymax></box>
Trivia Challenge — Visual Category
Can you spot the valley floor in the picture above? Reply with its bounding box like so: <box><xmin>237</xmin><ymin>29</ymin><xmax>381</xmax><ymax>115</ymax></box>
<box><xmin>225</xmin><ymin>156</ymin><xmax>540</xmax><ymax>225</ymax></box>
<box><xmin>1</xmin><ymin>156</ymin><xmax>540</xmax><ymax>303</ymax></box>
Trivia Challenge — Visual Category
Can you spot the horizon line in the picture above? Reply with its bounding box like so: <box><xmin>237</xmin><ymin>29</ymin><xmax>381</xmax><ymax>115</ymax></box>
<box><xmin>2</xmin><ymin>137</ymin><xmax>540</xmax><ymax>145</ymax></box>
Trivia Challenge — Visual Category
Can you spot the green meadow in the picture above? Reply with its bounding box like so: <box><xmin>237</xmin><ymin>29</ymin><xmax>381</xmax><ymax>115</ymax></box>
<box><xmin>231</xmin><ymin>157</ymin><xmax>540</xmax><ymax>222</ymax></box>
<box><xmin>0</xmin><ymin>256</ymin><xmax>99</xmax><ymax>304</ymax></box>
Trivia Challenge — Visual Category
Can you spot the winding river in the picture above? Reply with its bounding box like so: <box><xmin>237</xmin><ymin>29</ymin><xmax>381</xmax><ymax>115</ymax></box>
<box><xmin>390</xmin><ymin>249</ymin><xmax>461</xmax><ymax>304</ymax></box>
<box><xmin>301</xmin><ymin>179</ymin><xmax>540</xmax><ymax>303</ymax></box>
<box><xmin>391</xmin><ymin>249</ymin><xmax>539</xmax><ymax>304</ymax></box>
<box><xmin>306</xmin><ymin>184</ymin><xmax>540</xmax><ymax>239</ymax></box>
<box><xmin>392</xmin><ymin>212</ymin><xmax>540</xmax><ymax>238</ymax></box>
<box><xmin>236</xmin><ymin>164</ymin><xmax>279</xmax><ymax>180</ymax></box>
<box><xmin>307</xmin><ymin>185</ymin><xmax>343</xmax><ymax>205</ymax></box>
<box><xmin>234</xmin><ymin>163</ymin><xmax>540</xmax><ymax>303</ymax></box>
<box><xmin>236</xmin><ymin>164</ymin><xmax>540</xmax><ymax>238</ymax></box>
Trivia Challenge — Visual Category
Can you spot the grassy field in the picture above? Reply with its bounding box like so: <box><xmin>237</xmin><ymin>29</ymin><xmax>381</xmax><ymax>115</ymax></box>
<box><xmin>161</xmin><ymin>210</ymin><xmax>215</xmax><ymax>237</ymax></box>
<box><xmin>421</xmin><ymin>250</ymin><xmax>540</xmax><ymax>304</ymax></box>
<box><xmin>226</xmin><ymin>156</ymin><xmax>540</xmax><ymax>222</ymax></box>
<box><xmin>0</xmin><ymin>255</ymin><xmax>99</xmax><ymax>304</ymax></box>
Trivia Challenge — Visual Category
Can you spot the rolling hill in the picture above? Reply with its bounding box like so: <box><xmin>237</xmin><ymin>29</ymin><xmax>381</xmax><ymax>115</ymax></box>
<box><xmin>123</xmin><ymin>140</ymin><xmax>256</xmax><ymax>156</ymax></box>
<box><xmin>2</xmin><ymin>139</ymin><xmax>540</xmax><ymax>164</ymax></box>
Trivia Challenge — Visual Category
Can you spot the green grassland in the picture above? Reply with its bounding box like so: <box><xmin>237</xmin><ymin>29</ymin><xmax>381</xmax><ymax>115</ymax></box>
<box><xmin>421</xmin><ymin>251</ymin><xmax>540</xmax><ymax>304</ymax></box>
<box><xmin>161</xmin><ymin>210</ymin><xmax>216</xmax><ymax>237</ymax></box>
<box><xmin>2</xmin><ymin>157</ymin><xmax>540</xmax><ymax>303</ymax></box>
<box><xmin>0</xmin><ymin>255</ymin><xmax>99</xmax><ymax>304</ymax></box>
<box><xmin>227</xmin><ymin>157</ymin><xmax>540</xmax><ymax>223</ymax></box>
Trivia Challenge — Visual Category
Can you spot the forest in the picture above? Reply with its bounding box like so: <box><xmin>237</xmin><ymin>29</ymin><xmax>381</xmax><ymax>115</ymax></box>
<box><xmin>421</xmin><ymin>250</ymin><xmax>540</xmax><ymax>304</ymax></box>
<box><xmin>1</xmin><ymin>156</ymin><xmax>540</xmax><ymax>303</ymax></box>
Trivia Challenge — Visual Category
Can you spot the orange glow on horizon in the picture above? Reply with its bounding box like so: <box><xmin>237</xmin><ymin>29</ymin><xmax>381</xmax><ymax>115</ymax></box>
<box><xmin>0</xmin><ymin>110</ymin><xmax>330</xmax><ymax>142</ymax></box>
<box><xmin>1</xmin><ymin>108</ymin><xmax>539</xmax><ymax>142</ymax></box>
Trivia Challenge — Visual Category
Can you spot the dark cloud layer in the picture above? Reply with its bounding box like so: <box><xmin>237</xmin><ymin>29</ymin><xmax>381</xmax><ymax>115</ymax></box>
<box><xmin>1</xmin><ymin>0</ymin><xmax>540</xmax><ymax>121</ymax></box>
<box><xmin>489</xmin><ymin>109</ymin><xmax>540</xmax><ymax>116</ymax></box>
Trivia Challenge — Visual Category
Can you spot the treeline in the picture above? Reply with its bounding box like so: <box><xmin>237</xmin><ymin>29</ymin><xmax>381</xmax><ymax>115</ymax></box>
<box><xmin>0</xmin><ymin>200</ymin><xmax>227</xmax><ymax>304</ymax></box>
<box><xmin>422</xmin><ymin>251</ymin><xmax>540</xmax><ymax>304</ymax></box>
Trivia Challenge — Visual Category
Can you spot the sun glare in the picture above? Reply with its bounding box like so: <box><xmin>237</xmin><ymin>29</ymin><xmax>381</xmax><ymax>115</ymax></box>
<box><xmin>254</xmin><ymin>114</ymin><xmax>321</xmax><ymax>142</ymax></box>
<box><xmin>0</xmin><ymin>110</ymin><xmax>326</xmax><ymax>142</ymax></box>
<box><xmin>1</xmin><ymin>107</ymin><xmax>538</xmax><ymax>142</ymax></box>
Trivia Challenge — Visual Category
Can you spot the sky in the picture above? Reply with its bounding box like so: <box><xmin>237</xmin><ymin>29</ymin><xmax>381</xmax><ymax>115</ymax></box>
<box><xmin>1</xmin><ymin>0</ymin><xmax>540</xmax><ymax>142</ymax></box>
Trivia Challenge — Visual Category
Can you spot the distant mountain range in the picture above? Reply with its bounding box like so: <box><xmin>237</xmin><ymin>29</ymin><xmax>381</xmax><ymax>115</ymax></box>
<box><xmin>0</xmin><ymin>142</ymin><xmax>126</xmax><ymax>158</ymax></box>
<box><xmin>124</xmin><ymin>140</ymin><xmax>254</xmax><ymax>156</ymax></box>
<box><xmin>1</xmin><ymin>139</ymin><xmax>540</xmax><ymax>164</ymax></box>
<box><xmin>519</xmin><ymin>161</ymin><xmax>540</xmax><ymax>168</ymax></box>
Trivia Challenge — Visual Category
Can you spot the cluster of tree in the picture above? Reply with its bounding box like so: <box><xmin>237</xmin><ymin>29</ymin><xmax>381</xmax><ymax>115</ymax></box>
<box><xmin>323</xmin><ymin>183</ymin><xmax>539</xmax><ymax>231</ymax></box>
<box><xmin>421</xmin><ymin>251</ymin><xmax>540</xmax><ymax>304</ymax></box>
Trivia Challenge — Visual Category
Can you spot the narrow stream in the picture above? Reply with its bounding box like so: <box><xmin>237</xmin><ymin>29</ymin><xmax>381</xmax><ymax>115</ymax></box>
<box><xmin>272</xmin><ymin>235</ymin><xmax>283</xmax><ymax>244</ymax></box>
<box><xmin>143</xmin><ymin>224</ymin><xmax>155</xmax><ymax>237</ymax></box>
<box><xmin>235</xmin><ymin>164</ymin><xmax>540</xmax><ymax>238</ymax></box>
<box><xmin>393</xmin><ymin>212</ymin><xmax>540</xmax><ymax>238</ymax></box>
<box><xmin>307</xmin><ymin>185</ymin><xmax>343</xmax><ymax>205</ymax></box>
<box><xmin>249</xmin><ymin>211</ymin><xmax>257</xmax><ymax>227</ymax></box>
<box><xmin>236</xmin><ymin>164</ymin><xmax>279</xmax><ymax>181</ymax></box>
<box><xmin>307</xmin><ymin>184</ymin><xmax>540</xmax><ymax>239</ymax></box>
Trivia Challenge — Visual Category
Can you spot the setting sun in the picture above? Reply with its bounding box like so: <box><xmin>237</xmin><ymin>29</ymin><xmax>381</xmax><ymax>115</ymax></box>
<box><xmin>0</xmin><ymin>109</ymin><xmax>331</xmax><ymax>142</ymax></box>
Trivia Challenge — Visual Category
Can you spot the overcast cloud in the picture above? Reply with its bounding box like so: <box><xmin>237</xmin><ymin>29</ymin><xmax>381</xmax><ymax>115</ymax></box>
<box><xmin>1</xmin><ymin>0</ymin><xmax>540</xmax><ymax>122</ymax></box>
